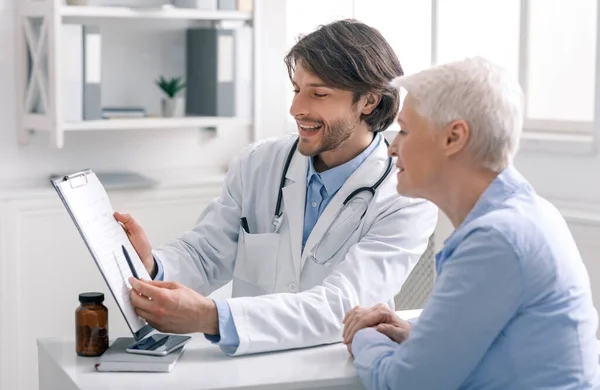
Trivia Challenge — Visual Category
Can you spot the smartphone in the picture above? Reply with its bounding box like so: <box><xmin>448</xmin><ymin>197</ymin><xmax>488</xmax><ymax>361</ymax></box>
<box><xmin>125</xmin><ymin>334</ymin><xmax>191</xmax><ymax>356</ymax></box>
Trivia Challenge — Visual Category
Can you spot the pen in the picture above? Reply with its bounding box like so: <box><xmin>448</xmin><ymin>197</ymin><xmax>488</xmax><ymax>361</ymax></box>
<box><xmin>240</xmin><ymin>217</ymin><xmax>250</xmax><ymax>233</ymax></box>
<box><xmin>122</xmin><ymin>245</ymin><xmax>139</xmax><ymax>279</ymax></box>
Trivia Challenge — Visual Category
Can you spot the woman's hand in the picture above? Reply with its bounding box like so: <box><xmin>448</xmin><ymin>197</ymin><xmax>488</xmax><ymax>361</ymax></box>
<box><xmin>342</xmin><ymin>303</ymin><xmax>412</xmax><ymax>345</ymax></box>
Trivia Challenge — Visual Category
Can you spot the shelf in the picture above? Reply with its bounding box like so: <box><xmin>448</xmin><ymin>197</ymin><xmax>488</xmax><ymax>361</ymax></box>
<box><xmin>16</xmin><ymin>0</ymin><xmax>258</xmax><ymax>148</ymax></box>
<box><xmin>60</xmin><ymin>5</ymin><xmax>253</xmax><ymax>22</ymax></box>
<box><xmin>61</xmin><ymin>116</ymin><xmax>252</xmax><ymax>131</ymax></box>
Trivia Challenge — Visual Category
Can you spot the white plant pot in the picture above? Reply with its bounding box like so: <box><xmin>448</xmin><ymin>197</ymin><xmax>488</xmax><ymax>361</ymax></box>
<box><xmin>161</xmin><ymin>97</ymin><xmax>185</xmax><ymax>117</ymax></box>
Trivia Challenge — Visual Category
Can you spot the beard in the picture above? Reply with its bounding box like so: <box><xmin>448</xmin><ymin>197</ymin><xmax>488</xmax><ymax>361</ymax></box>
<box><xmin>297</xmin><ymin>115</ymin><xmax>360</xmax><ymax>157</ymax></box>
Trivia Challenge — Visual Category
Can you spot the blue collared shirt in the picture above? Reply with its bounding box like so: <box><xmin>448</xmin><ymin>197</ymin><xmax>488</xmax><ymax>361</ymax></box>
<box><xmin>158</xmin><ymin>134</ymin><xmax>382</xmax><ymax>354</ymax></box>
<box><xmin>351</xmin><ymin>166</ymin><xmax>600</xmax><ymax>389</ymax></box>
<box><xmin>302</xmin><ymin>133</ymin><xmax>381</xmax><ymax>248</ymax></box>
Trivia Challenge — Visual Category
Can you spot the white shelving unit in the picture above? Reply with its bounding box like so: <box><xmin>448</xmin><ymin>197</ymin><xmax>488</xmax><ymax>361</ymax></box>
<box><xmin>16</xmin><ymin>0</ymin><xmax>257</xmax><ymax>148</ymax></box>
<box><xmin>60</xmin><ymin>5</ymin><xmax>252</xmax><ymax>21</ymax></box>
<box><xmin>60</xmin><ymin>116</ymin><xmax>253</xmax><ymax>131</ymax></box>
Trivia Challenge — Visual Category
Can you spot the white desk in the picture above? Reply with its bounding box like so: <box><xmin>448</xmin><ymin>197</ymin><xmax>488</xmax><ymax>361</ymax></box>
<box><xmin>38</xmin><ymin>310</ymin><xmax>422</xmax><ymax>390</ymax></box>
<box><xmin>38</xmin><ymin>337</ymin><xmax>360</xmax><ymax>390</ymax></box>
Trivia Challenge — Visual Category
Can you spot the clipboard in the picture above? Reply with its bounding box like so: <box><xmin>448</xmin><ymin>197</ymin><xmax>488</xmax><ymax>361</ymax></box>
<box><xmin>51</xmin><ymin>169</ymin><xmax>155</xmax><ymax>342</ymax></box>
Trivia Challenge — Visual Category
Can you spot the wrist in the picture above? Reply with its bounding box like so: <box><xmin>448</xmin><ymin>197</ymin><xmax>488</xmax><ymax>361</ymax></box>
<box><xmin>201</xmin><ymin>299</ymin><xmax>219</xmax><ymax>335</ymax></box>
<box><xmin>148</xmin><ymin>255</ymin><xmax>157</xmax><ymax>278</ymax></box>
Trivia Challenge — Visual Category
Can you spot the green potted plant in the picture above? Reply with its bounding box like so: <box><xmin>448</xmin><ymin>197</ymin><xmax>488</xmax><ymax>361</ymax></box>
<box><xmin>155</xmin><ymin>75</ymin><xmax>187</xmax><ymax>117</ymax></box>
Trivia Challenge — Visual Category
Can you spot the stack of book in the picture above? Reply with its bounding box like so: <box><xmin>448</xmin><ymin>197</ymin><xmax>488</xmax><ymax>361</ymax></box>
<box><xmin>101</xmin><ymin>107</ymin><xmax>146</xmax><ymax>119</ymax></box>
<box><xmin>94</xmin><ymin>338</ymin><xmax>186</xmax><ymax>373</ymax></box>
<box><xmin>173</xmin><ymin>0</ymin><xmax>252</xmax><ymax>11</ymax></box>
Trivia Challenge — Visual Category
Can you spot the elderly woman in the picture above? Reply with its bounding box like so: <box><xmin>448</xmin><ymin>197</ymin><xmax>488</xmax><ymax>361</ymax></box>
<box><xmin>342</xmin><ymin>57</ymin><xmax>600</xmax><ymax>389</ymax></box>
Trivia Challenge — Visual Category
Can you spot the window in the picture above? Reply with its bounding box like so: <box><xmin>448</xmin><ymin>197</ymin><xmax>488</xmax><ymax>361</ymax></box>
<box><xmin>353</xmin><ymin>0</ymin><xmax>432</xmax><ymax>76</ymax></box>
<box><xmin>286</xmin><ymin>0</ymin><xmax>353</xmax><ymax>50</ymax></box>
<box><xmin>436</xmin><ymin>0</ymin><xmax>520</xmax><ymax>78</ymax></box>
<box><xmin>284</xmin><ymin>0</ymin><xmax>598</xmax><ymax>138</ymax></box>
<box><xmin>527</xmin><ymin>0</ymin><xmax>597</xmax><ymax>129</ymax></box>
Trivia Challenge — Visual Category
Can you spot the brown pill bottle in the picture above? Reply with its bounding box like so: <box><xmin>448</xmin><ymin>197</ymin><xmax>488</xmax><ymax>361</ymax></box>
<box><xmin>75</xmin><ymin>292</ymin><xmax>109</xmax><ymax>357</ymax></box>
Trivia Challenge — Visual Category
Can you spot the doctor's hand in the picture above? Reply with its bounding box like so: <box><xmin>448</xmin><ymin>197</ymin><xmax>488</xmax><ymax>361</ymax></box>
<box><xmin>129</xmin><ymin>278</ymin><xmax>219</xmax><ymax>335</ymax></box>
<box><xmin>342</xmin><ymin>304</ymin><xmax>411</xmax><ymax>345</ymax></box>
<box><xmin>114</xmin><ymin>212</ymin><xmax>156</xmax><ymax>277</ymax></box>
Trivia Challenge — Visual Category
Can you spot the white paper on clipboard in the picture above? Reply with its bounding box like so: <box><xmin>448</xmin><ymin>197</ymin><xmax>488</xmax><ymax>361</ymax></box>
<box><xmin>52</xmin><ymin>169</ymin><xmax>151</xmax><ymax>334</ymax></box>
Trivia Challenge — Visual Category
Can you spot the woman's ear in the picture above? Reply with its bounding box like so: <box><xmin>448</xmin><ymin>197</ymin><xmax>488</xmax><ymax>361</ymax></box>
<box><xmin>444</xmin><ymin>119</ymin><xmax>470</xmax><ymax>157</ymax></box>
<box><xmin>361</xmin><ymin>93</ymin><xmax>382</xmax><ymax>115</ymax></box>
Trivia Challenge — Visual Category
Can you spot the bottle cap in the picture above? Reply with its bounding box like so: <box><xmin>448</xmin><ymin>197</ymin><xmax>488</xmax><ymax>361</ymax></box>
<box><xmin>78</xmin><ymin>292</ymin><xmax>104</xmax><ymax>304</ymax></box>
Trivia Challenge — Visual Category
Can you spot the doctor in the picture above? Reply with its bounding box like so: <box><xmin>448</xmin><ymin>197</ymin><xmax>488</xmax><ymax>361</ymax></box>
<box><xmin>115</xmin><ymin>19</ymin><xmax>437</xmax><ymax>356</ymax></box>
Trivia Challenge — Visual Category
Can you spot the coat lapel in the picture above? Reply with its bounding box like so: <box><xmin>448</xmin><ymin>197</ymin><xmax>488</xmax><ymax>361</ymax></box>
<box><xmin>301</xmin><ymin>139</ymin><xmax>390</xmax><ymax>270</ymax></box>
<box><xmin>281</xmin><ymin>147</ymin><xmax>308</xmax><ymax>279</ymax></box>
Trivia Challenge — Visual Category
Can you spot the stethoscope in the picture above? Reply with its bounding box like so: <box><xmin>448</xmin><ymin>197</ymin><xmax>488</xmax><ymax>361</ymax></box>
<box><xmin>272</xmin><ymin>135</ymin><xmax>393</xmax><ymax>265</ymax></box>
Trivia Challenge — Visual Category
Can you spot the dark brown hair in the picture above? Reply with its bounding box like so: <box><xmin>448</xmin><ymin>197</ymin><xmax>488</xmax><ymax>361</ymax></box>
<box><xmin>284</xmin><ymin>19</ymin><xmax>404</xmax><ymax>132</ymax></box>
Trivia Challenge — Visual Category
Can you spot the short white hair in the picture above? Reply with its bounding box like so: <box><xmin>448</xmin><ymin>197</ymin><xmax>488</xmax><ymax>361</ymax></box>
<box><xmin>392</xmin><ymin>56</ymin><xmax>524</xmax><ymax>172</ymax></box>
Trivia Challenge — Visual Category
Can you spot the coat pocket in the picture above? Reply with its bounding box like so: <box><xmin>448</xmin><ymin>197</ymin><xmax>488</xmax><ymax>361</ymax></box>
<box><xmin>233</xmin><ymin>230</ymin><xmax>280</xmax><ymax>294</ymax></box>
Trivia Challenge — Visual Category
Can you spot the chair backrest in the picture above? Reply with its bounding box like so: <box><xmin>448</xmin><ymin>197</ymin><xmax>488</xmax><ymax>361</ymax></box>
<box><xmin>394</xmin><ymin>233</ymin><xmax>436</xmax><ymax>310</ymax></box>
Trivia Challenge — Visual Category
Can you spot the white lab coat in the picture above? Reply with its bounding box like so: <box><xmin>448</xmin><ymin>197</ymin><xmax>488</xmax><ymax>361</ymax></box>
<box><xmin>153</xmin><ymin>134</ymin><xmax>438</xmax><ymax>355</ymax></box>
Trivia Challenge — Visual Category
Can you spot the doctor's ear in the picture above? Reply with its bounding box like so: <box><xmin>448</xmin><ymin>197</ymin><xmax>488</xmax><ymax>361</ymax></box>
<box><xmin>361</xmin><ymin>93</ymin><xmax>381</xmax><ymax>116</ymax></box>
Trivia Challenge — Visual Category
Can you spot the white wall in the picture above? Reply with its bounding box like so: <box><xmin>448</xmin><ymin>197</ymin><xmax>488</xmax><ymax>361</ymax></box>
<box><xmin>516</xmin><ymin>151</ymin><xmax>600</xmax><ymax>202</ymax></box>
